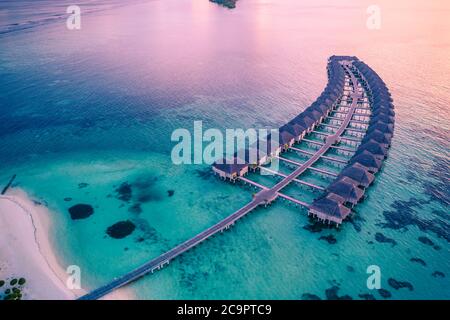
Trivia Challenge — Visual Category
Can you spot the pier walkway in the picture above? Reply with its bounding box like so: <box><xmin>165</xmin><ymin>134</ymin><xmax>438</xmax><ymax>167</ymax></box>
<box><xmin>79</xmin><ymin>63</ymin><xmax>365</xmax><ymax>300</ymax></box>
<box><xmin>79</xmin><ymin>198</ymin><xmax>261</xmax><ymax>300</ymax></box>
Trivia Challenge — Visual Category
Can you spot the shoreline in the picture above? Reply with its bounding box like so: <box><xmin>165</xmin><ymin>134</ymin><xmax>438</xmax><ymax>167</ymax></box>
<box><xmin>0</xmin><ymin>188</ymin><xmax>134</xmax><ymax>300</ymax></box>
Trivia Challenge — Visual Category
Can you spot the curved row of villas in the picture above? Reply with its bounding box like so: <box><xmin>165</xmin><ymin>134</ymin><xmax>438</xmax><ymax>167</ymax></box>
<box><xmin>212</xmin><ymin>55</ymin><xmax>348</xmax><ymax>180</ymax></box>
<box><xmin>309</xmin><ymin>59</ymin><xmax>395</xmax><ymax>225</ymax></box>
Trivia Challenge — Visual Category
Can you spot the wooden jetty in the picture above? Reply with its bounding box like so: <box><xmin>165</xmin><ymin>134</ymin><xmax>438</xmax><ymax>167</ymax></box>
<box><xmin>79</xmin><ymin>56</ymin><xmax>394</xmax><ymax>300</ymax></box>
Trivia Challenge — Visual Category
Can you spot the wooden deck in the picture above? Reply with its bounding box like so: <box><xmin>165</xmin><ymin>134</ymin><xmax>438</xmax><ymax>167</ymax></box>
<box><xmin>78</xmin><ymin>61</ymin><xmax>371</xmax><ymax>300</ymax></box>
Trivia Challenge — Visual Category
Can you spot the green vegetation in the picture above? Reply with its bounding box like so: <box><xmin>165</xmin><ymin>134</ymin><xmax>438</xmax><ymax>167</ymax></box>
<box><xmin>210</xmin><ymin>0</ymin><xmax>238</xmax><ymax>9</ymax></box>
<box><xmin>1</xmin><ymin>276</ymin><xmax>27</xmax><ymax>300</ymax></box>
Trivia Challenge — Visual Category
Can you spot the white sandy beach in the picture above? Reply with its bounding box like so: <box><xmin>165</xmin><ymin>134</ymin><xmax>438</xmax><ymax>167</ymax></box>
<box><xmin>0</xmin><ymin>188</ymin><xmax>134</xmax><ymax>300</ymax></box>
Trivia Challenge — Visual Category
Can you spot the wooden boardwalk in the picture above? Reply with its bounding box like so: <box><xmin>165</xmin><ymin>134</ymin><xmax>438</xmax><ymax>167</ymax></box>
<box><xmin>289</xmin><ymin>147</ymin><xmax>348</xmax><ymax>164</ymax></box>
<box><xmin>258</xmin><ymin>166</ymin><xmax>325</xmax><ymax>190</ymax></box>
<box><xmin>79</xmin><ymin>63</ymin><xmax>366</xmax><ymax>300</ymax></box>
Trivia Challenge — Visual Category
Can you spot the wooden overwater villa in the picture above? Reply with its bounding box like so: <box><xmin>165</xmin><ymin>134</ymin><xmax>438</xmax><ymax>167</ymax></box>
<box><xmin>213</xmin><ymin>56</ymin><xmax>395</xmax><ymax>226</ymax></box>
<box><xmin>79</xmin><ymin>56</ymin><xmax>394</xmax><ymax>300</ymax></box>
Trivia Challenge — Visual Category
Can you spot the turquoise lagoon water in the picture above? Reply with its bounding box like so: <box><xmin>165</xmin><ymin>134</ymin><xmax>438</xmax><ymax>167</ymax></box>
<box><xmin>0</xmin><ymin>0</ymin><xmax>449</xmax><ymax>299</ymax></box>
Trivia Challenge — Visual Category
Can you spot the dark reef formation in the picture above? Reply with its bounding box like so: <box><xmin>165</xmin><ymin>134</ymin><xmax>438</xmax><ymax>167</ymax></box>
<box><xmin>115</xmin><ymin>182</ymin><xmax>132</xmax><ymax>202</ymax></box>
<box><xmin>374</xmin><ymin>232</ymin><xmax>397</xmax><ymax>246</ymax></box>
<box><xmin>432</xmin><ymin>271</ymin><xmax>445</xmax><ymax>278</ymax></box>
<box><xmin>303</xmin><ymin>218</ymin><xmax>334</xmax><ymax>233</ymax></box>
<box><xmin>128</xmin><ymin>203</ymin><xmax>142</xmax><ymax>214</ymax></box>
<box><xmin>421</xmin><ymin>154</ymin><xmax>450</xmax><ymax>207</ymax></box>
<box><xmin>318</xmin><ymin>234</ymin><xmax>337</xmax><ymax>244</ymax></box>
<box><xmin>114</xmin><ymin>175</ymin><xmax>163</xmax><ymax>207</ymax></box>
<box><xmin>195</xmin><ymin>168</ymin><xmax>213</xmax><ymax>180</ymax></box>
<box><xmin>379</xmin><ymin>198</ymin><xmax>450</xmax><ymax>243</ymax></box>
<box><xmin>348</xmin><ymin>214</ymin><xmax>365</xmax><ymax>233</ymax></box>
<box><xmin>132</xmin><ymin>218</ymin><xmax>162</xmax><ymax>244</ymax></box>
<box><xmin>410</xmin><ymin>257</ymin><xmax>426</xmax><ymax>267</ymax></box>
<box><xmin>301</xmin><ymin>293</ymin><xmax>321</xmax><ymax>300</ymax></box>
<box><xmin>378</xmin><ymin>288</ymin><xmax>391</xmax><ymax>298</ymax></box>
<box><xmin>68</xmin><ymin>204</ymin><xmax>94</xmax><ymax>220</ymax></box>
<box><xmin>325</xmin><ymin>286</ymin><xmax>352</xmax><ymax>300</ymax></box>
<box><xmin>418</xmin><ymin>236</ymin><xmax>441</xmax><ymax>250</ymax></box>
<box><xmin>210</xmin><ymin>0</ymin><xmax>238</xmax><ymax>9</ymax></box>
<box><xmin>387</xmin><ymin>278</ymin><xmax>414</xmax><ymax>291</ymax></box>
<box><xmin>106</xmin><ymin>220</ymin><xmax>136</xmax><ymax>239</ymax></box>
<box><xmin>358</xmin><ymin>293</ymin><xmax>376</xmax><ymax>300</ymax></box>
<box><xmin>78</xmin><ymin>182</ymin><xmax>89</xmax><ymax>189</ymax></box>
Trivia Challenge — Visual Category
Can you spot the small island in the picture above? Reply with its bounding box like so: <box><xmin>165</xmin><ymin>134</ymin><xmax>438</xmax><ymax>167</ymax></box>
<box><xmin>210</xmin><ymin>0</ymin><xmax>238</xmax><ymax>9</ymax></box>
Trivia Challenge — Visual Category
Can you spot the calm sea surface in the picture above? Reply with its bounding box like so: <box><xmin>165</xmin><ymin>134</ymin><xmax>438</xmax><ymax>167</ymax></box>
<box><xmin>0</xmin><ymin>0</ymin><xmax>449</xmax><ymax>299</ymax></box>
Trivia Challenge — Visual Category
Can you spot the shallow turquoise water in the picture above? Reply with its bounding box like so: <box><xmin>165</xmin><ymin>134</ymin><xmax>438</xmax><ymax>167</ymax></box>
<box><xmin>0</xmin><ymin>0</ymin><xmax>449</xmax><ymax>299</ymax></box>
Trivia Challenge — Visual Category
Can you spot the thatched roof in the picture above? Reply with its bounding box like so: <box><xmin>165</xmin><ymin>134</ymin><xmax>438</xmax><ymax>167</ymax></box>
<box><xmin>278</xmin><ymin>128</ymin><xmax>296</xmax><ymax>145</ymax></box>
<box><xmin>370</xmin><ymin>114</ymin><xmax>395</xmax><ymax>124</ymax></box>
<box><xmin>280</xmin><ymin>123</ymin><xmax>297</xmax><ymax>137</ymax></box>
<box><xmin>292</xmin><ymin>114</ymin><xmax>315</xmax><ymax>128</ymax></box>
<box><xmin>310</xmin><ymin>193</ymin><xmax>351</xmax><ymax>221</ymax></box>
<box><xmin>349</xmin><ymin>151</ymin><xmax>383</xmax><ymax>172</ymax></box>
<box><xmin>368</xmin><ymin>122</ymin><xmax>394</xmax><ymax>134</ymax></box>
<box><xmin>261</xmin><ymin>133</ymin><xmax>281</xmax><ymax>155</ymax></box>
<box><xmin>338</xmin><ymin>163</ymin><xmax>375</xmax><ymax>188</ymax></box>
<box><xmin>213</xmin><ymin>157</ymin><xmax>248</xmax><ymax>174</ymax></box>
<box><xmin>355</xmin><ymin>140</ymin><xmax>388</xmax><ymax>158</ymax></box>
<box><xmin>288</xmin><ymin>122</ymin><xmax>307</xmax><ymax>136</ymax></box>
<box><xmin>329</xmin><ymin>55</ymin><xmax>358</xmax><ymax>62</ymax></box>
<box><xmin>234</xmin><ymin>147</ymin><xmax>263</xmax><ymax>165</ymax></box>
<box><xmin>327</xmin><ymin>177</ymin><xmax>364</xmax><ymax>204</ymax></box>
<box><xmin>361</xmin><ymin>130</ymin><xmax>392</xmax><ymax>145</ymax></box>
<box><xmin>372</xmin><ymin>107</ymin><xmax>395</xmax><ymax>117</ymax></box>
<box><xmin>311</xmin><ymin>102</ymin><xmax>329</xmax><ymax>114</ymax></box>
<box><xmin>304</xmin><ymin>108</ymin><xmax>323</xmax><ymax>121</ymax></box>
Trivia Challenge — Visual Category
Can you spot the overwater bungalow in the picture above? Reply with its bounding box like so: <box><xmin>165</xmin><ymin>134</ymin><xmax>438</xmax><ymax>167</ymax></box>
<box><xmin>326</xmin><ymin>89</ymin><xmax>340</xmax><ymax>98</ymax></box>
<box><xmin>327</xmin><ymin>176</ymin><xmax>364</xmax><ymax>207</ymax></box>
<box><xmin>212</xmin><ymin>158</ymin><xmax>249</xmax><ymax>181</ymax></box>
<box><xmin>285</xmin><ymin>122</ymin><xmax>307</xmax><ymax>141</ymax></box>
<box><xmin>235</xmin><ymin>146</ymin><xmax>265</xmax><ymax>168</ymax></box>
<box><xmin>368</xmin><ymin>122</ymin><xmax>394</xmax><ymax>134</ymax></box>
<box><xmin>373</xmin><ymin>91</ymin><xmax>390</xmax><ymax>99</ymax></box>
<box><xmin>372</xmin><ymin>87</ymin><xmax>391</xmax><ymax>96</ymax></box>
<box><xmin>371</xmin><ymin>81</ymin><xmax>388</xmax><ymax>91</ymax></box>
<box><xmin>370</xmin><ymin>114</ymin><xmax>395</xmax><ymax>125</ymax></box>
<box><xmin>372</xmin><ymin>107</ymin><xmax>395</xmax><ymax>117</ymax></box>
<box><xmin>262</xmin><ymin>133</ymin><xmax>282</xmax><ymax>158</ymax></box>
<box><xmin>279</xmin><ymin>126</ymin><xmax>296</xmax><ymax>150</ymax></box>
<box><xmin>373</xmin><ymin>96</ymin><xmax>393</xmax><ymax>105</ymax></box>
<box><xmin>349</xmin><ymin>151</ymin><xmax>383</xmax><ymax>173</ymax></box>
<box><xmin>374</xmin><ymin>101</ymin><xmax>394</xmax><ymax>108</ymax></box>
<box><xmin>355</xmin><ymin>140</ymin><xmax>388</xmax><ymax>159</ymax></box>
<box><xmin>317</xmin><ymin>96</ymin><xmax>335</xmax><ymax>108</ymax></box>
<box><xmin>304</xmin><ymin>108</ymin><xmax>323</xmax><ymax>123</ymax></box>
<box><xmin>337</xmin><ymin>163</ymin><xmax>375</xmax><ymax>189</ymax></box>
<box><xmin>309</xmin><ymin>193</ymin><xmax>352</xmax><ymax>225</ymax></box>
<box><xmin>361</xmin><ymin>129</ymin><xmax>392</xmax><ymax>146</ymax></box>
<box><xmin>292</xmin><ymin>114</ymin><xmax>316</xmax><ymax>132</ymax></box>
<box><xmin>310</xmin><ymin>103</ymin><xmax>330</xmax><ymax>116</ymax></box>
<box><xmin>324</xmin><ymin>90</ymin><xmax>339</xmax><ymax>102</ymax></box>
<box><xmin>372</xmin><ymin>91</ymin><xmax>392</xmax><ymax>99</ymax></box>
<box><xmin>210</xmin><ymin>56</ymin><xmax>393</xmax><ymax>229</ymax></box>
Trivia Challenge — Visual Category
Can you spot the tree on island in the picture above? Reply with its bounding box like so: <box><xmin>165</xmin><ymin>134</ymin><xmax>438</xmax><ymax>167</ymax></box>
<box><xmin>1</xmin><ymin>277</ymin><xmax>26</xmax><ymax>300</ymax></box>
<box><xmin>210</xmin><ymin>0</ymin><xmax>238</xmax><ymax>9</ymax></box>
